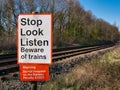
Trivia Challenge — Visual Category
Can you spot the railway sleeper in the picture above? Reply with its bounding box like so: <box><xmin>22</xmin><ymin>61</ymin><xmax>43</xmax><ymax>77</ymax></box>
<box><xmin>0</xmin><ymin>61</ymin><xmax>17</xmax><ymax>67</ymax></box>
<box><xmin>0</xmin><ymin>75</ymin><xmax>10</xmax><ymax>81</ymax></box>
<box><xmin>0</xmin><ymin>65</ymin><xmax>19</xmax><ymax>76</ymax></box>
<box><xmin>0</xmin><ymin>72</ymin><xmax>19</xmax><ymax>81</ymax></box>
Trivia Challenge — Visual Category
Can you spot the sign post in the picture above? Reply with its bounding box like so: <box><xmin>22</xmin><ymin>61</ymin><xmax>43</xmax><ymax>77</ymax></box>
<box><xmin>32</xmin><ymin>81</ymin><xmax>37</xmax><ymax>90</ymax></box>
<box><xmin>17</xmin><ymin>14</ymin><xmax>52</xmax><ymax>89</ymax></box>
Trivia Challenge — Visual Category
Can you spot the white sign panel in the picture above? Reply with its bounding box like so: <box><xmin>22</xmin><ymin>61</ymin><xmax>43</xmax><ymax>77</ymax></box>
<box><xmin>17</xmin><ymin>14</ymin><xmax>52</xmax><ymax>64</ymax></box>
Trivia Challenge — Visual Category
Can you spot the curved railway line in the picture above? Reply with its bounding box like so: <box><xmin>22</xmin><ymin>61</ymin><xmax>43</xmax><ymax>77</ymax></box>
<box><xmin>0</xmin><ymin>43</ymin><xmax>115</xmax><ymax>79</ymax></box>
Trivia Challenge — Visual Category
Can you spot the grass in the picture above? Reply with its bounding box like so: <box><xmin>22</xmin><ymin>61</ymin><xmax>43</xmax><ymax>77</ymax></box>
<box><xmin>0</xmin><ymin>36</ymin><xmax>16</xmax><ymax>55</ymax></box>
<box><xmin>38</xmin><ymin>46</ymin><xmax>120</xmax><ymax>90</ymax></box>
<box><xmin>0</xmin><ymin>50</ymin><xmax>16</xmax><ymax>55</ymax></box>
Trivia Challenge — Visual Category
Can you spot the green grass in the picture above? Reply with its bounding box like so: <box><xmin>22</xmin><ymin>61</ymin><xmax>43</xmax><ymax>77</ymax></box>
<box><xmin>0</xmin><ymin>50</ymin><xmax>16</xmax><ymax>55</ymax></box>
<box><xmin>38</xmin><ymin>46</ymin><xmax>120</xmax><ymax>90</ymax></box>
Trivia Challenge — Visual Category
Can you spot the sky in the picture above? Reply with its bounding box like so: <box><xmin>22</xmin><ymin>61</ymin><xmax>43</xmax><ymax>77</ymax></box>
<box><xmin>79</xmin><ymin>0</ymin><xmax>120</xmax><ymax>30</ymax></box>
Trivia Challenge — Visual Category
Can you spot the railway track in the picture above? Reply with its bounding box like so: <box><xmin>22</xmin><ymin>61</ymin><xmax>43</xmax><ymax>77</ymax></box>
<box><xmin>0</xmin><ymin>44</ymin><xmax>115</xmax><ymax>78</ymax></box>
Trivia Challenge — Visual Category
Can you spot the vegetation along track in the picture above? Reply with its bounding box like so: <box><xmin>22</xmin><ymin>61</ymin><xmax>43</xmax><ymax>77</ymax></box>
<box><xmin>0</xmin><ymin>43</ymin><xmax>115</xmax><ymax>79</ymax></box>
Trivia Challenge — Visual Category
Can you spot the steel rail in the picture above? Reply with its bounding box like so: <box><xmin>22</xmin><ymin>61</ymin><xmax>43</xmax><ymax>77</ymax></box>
<box><xmin>0</xmin><ymin>44</ymin><xmax>114</xmax><ymax>77</ymax></box>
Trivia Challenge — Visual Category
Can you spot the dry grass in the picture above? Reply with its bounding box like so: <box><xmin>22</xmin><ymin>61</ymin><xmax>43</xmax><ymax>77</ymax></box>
<box><xmin>0</xmin><ymin>36</ymin><xmax>16</xmax><ymax>54</ymax></box>
<box><xmin>0</xmin><ymin>36</ymin><xmax>16</xmax><ymax>50</ymax></box>
<box><xmin>39</xmin><ymin>46</ymin><xmax>120</xmax><ymax>90</ymax></box>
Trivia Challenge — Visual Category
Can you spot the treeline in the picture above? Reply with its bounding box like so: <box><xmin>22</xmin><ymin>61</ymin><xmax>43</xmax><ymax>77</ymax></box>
<box><xmin>0</xmin><ymin>0</ymin><xmax>120</xmax><ymax>49</ymax></box>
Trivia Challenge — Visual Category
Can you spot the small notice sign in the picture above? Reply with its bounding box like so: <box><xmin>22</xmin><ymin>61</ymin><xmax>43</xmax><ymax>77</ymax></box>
<box><xmin>17</xmin><ymin>14</ymin><xmax>52</xmax><ymax>64</ymax></box>
<box><xmin>20</xmin><ymin>64</ymin><xmax>49</xmax><ymax>81</ymax></box>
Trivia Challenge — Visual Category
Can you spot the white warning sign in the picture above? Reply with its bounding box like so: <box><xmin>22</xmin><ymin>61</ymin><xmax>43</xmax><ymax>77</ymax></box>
<box><xmin>17</xmin><ymin>14</ymin><xmax>52</xmax><ymax>64</ymax></box>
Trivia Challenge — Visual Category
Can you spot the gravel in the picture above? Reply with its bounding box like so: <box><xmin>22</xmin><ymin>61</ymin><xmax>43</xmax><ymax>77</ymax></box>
<box><xmin>0</xmin><ymin>77</ymin><xmax>32</xmax><ymax>90</ymax></box>
<box><xmin>0</xmin><ymin>46</ymin><xmax>115</xmax><ymax>90</ymax></box>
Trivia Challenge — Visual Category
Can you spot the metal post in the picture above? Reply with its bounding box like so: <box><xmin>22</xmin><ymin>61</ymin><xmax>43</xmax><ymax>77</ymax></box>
<box><xmin>32</xmin><ymin>81</ymin><xmax>37</xmax><ymax>90</ymax></box>
<box><xmin>0</xmin><ymin>79</ymin><xmax>2</xmax><ymax>90</ymax></box>
<box><xmin>31</xmin><ymin>11</ymin><xmax>39</xmax><ymax>90</ymax></box>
